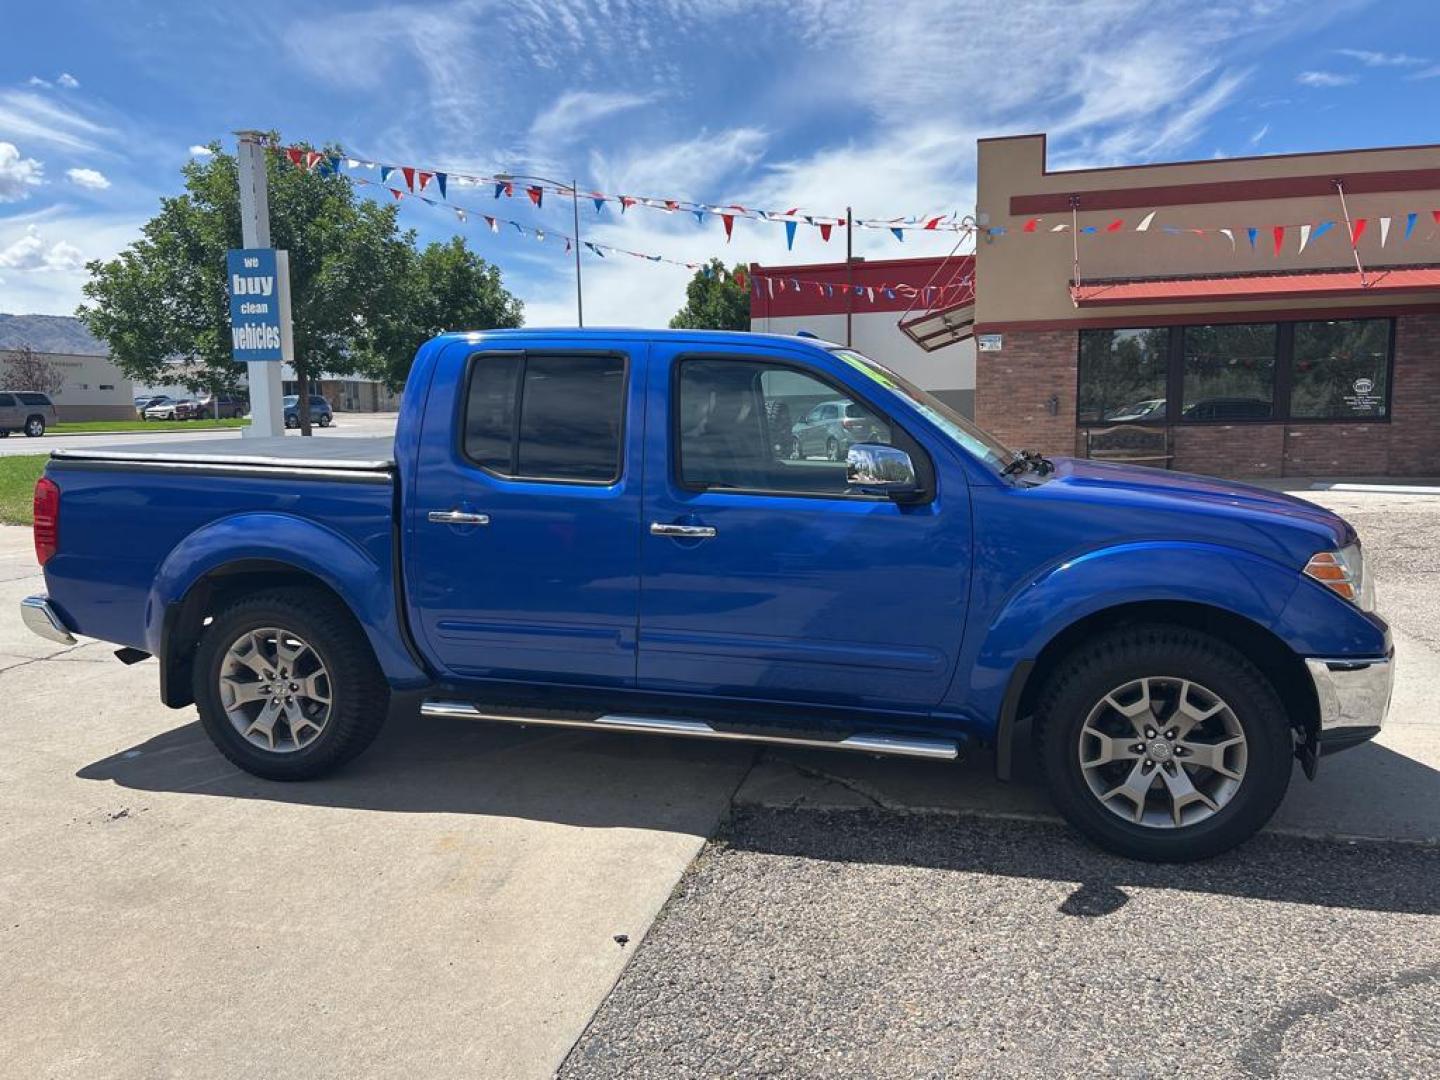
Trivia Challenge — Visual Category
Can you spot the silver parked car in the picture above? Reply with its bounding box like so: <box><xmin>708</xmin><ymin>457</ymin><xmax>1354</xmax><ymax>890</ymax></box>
<box><xmin>0</xmin><ymin>391</ymin><xmax>58</xmax><ymax>437</ymax></box>
<box><xmin>790</xmin><ymin>398</ymin><xmax>891</xmax><ymax>461</ymax></box>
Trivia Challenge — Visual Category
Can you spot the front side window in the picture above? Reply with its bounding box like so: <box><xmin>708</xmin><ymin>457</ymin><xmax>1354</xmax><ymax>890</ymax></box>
<box><xmin>462</xmin><ymin>352</ymin><xmax>626</xmax><ymax>482</ymax></box>
<box><xmin>1290</xmin><ymin>319</ymin><xmax>1390</xmax><ymax>419</ymax></box>
<box><xmin>1181</xmin><ymin>323</ymin><xmax>1277</xmax><ymax>422</ymax></box>
<box><xmin>1077</xmin><ymin>329</ymin><xmax>1170</xmax><ymax>423</ymax></box>
<box><xmin>678</xmin><ymin>358</ymin><xmax>900</xmax><ymax>496</ymax></box>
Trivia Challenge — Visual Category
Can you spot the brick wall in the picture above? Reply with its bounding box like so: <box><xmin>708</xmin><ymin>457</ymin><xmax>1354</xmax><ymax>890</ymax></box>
<box><xmin>976</xmin><ymin>315</ymin><xmax>1440</xmax><ymax>477</ymax></box>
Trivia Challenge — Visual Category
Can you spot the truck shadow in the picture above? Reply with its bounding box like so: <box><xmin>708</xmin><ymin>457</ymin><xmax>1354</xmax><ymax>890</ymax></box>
<box><xmin>78</xmin><ymin>713</ymin><xmax>1440</xmax><ymax>917</ymax></box>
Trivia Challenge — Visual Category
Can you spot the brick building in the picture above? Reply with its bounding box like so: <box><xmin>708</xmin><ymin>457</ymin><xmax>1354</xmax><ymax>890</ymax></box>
<box><xmin>972</xmin><ymin>134</ymin><xmax>1440</xmax><ymax>477</ymax></box>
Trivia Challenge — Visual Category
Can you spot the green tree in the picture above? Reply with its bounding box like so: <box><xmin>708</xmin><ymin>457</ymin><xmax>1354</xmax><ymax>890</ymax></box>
<box><xmin>77</xmin><ymin>137</ymin><xmax>522</xmax><ymax>432</ymax></box>
<box><xmin>669</xmin><ymin>258</ymin><xmax>750</xmax><ymax>330</ymax></box>
<box><xmin>373</xmin><ymin>236</ymin><xmax>524</xmax><ymax>389</ymax></box>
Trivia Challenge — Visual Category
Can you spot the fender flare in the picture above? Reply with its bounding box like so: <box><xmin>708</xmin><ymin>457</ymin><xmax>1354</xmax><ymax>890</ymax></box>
<box><xmin>146</xmin><ymin>512</ymin><xmax>429</xmax><ymax>690</ymax></box>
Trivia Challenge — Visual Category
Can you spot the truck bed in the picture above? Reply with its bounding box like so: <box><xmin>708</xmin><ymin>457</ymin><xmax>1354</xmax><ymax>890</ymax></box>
<box><xmin>52</xmin><ymin>435</ymin><xmax>395</xmax><ymax>475</ymax></box>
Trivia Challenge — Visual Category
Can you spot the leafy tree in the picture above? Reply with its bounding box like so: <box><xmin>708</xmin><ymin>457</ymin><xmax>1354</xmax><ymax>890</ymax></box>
<box><xmin>0</xmin><ymin>344</ymin><xmax>66</xmax><ymax>396</ymax></box>
<box><xmin>669</xmin><ymin>258</ymin><xmax>750</xmax><ymax>331</ymax></box>
<box><xmin>78</xmin><ymin>137</ymin><xmax>521</xmax><ymax>432</ymax></box>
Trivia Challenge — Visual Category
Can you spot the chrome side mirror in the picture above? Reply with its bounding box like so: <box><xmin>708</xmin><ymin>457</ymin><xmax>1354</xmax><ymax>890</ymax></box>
<box><xmin>846</xmin><ymin>443</ymin><xmax>920</xmax><ymax>499</ymax></box>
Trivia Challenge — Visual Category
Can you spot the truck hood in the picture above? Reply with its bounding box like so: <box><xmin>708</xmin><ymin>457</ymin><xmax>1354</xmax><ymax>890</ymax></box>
<box><xmin>1039</xmin><ymin>457</ymin><xmax>1353</xmax><ymax>556</ymax></box>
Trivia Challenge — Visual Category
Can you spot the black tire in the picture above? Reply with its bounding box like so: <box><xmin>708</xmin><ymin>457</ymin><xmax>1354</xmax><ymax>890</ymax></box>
<box><xmin>1035</xmin><ymin>624</ymin><xmax>1292</xmax><ymax>862</ymax></box>
<box><xmin>284</xmin><ymin>414</ymin><xmax>299</xmax><ymax>429</ymax></box>
<box><xmin>192</xmin><ymin>588</ymin><xmax>389</xmax><ymax>780</ymax></box>
<box><xmin>24</xmin><ymin>415</ymin><xmax>45</xmax><ymax>437</ymax></box>
<box><xmin>826</xmin><ymin>437</ymin><xmax>840</xmax><ymax>462</ymax></box>
<box><xmin>318</xmin><ymin>413</ymin><xmax>331</xmax><ymax>427</ymax></box>
<box><xmin>0</xmin><ymin>428</ymin><xmax>8</xmax><ymax>438</ymax></box>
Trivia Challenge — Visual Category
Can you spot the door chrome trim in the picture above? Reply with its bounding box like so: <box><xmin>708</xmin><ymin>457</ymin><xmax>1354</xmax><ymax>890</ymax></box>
<box><xmin>649</xmin><ymin>522</ymin><xmax>717</xmax><ymax>539</ymax></box>
<box><xmin>427</xmin><ymin>510</ymin><xmax>491</xmax><ymax>526</ymax></box>
<box><xmin>421</xmin><ymin>699</ymin><xmax>959</xmax><ymax>760</ymax></box>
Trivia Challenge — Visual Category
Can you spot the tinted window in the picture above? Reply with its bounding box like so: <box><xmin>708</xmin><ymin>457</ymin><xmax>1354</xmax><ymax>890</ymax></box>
<box><xmin>1077</xmin><ymin>329</ymin><xmax>1170</xmax><ymax>423</ymax></box>
<box><xmin>1290</xmin><ymin>319</ymin><xmax>1390</xmax><ymax>419</ymax></box>
<box><xmin>0</xmin><ymin>394</ymin><xmax>14</xmax><ymax>406</ymax></box>
<box><xmin>516</xmin><ymin>354</ymin><xmax>625</xmax><ymax>481</ymax></box>
<box><xmin>1181</xmin><ymin>323</ymin><xmax>1276</xmax><ymax>422</ymax></box>
<box><xmin>678</xmin><ymin>359</ymin><xmax>896</xmax><ymax>496</ymax></box>
<box><xmin>16</xmin><ymin>392</ymin><xmax>51</xmax><ymax>405</ymax></box>
<box><xmin>462</xmin><ymin>353</ymin><xmax>625</xmax><ymax>482</ymax></box>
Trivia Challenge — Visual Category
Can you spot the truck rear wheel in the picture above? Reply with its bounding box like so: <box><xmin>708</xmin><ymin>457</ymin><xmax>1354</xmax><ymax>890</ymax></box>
<box><xmin>1034</xmin><ymin>624</ymin><xmax>1292</xmax><ymax>862</ymax></box>
<box><xmin>192</xmin><ymin>588</ymin><xmax>389</xmax><ymax>780</ymax></box>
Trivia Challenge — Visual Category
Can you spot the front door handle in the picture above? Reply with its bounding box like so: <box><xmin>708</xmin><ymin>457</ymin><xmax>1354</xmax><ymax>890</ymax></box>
<box><xmin>650</xmin><ymin>522</ymin><xmax>717</xmax><ymax>539</ymax></box>
<box><xmin>428</xmin><ymin>510</ymin><xmax>490</xmax><ymax>526</ymax></box>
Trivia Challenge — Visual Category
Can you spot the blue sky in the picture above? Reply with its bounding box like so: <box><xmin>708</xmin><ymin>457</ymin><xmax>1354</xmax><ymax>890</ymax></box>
<box><xmin>2</xmin><ymin>0</ymin><xmax>1438</xmax><ymax>327</ymax></box>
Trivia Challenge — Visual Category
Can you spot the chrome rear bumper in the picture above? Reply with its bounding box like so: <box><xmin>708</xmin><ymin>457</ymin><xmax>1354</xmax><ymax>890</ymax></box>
<box><xmin>20</xmin><ymin>595</ymin><xmax>76</xmax><ymax>646</ymax></box>
<box><xmin>1305</xmin><ymin>653</ymin><xmax>1393</xmax><ymax>752</ymax></box>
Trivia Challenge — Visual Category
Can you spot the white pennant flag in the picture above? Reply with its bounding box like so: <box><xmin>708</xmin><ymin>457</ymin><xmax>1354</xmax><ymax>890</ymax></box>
<box><xmin>1380</xmin><ymin>216</ymin><xmax>1392</xmax><ymax>247</ymax></box>
<box><xmin>1219</xmin><ymin>228</ymin><xmax>1235</xmax><ymax>251</ymax></box>
<box><xmin>766</xmin><ymin>277</ymin><xmax>774</xmax><ymax>298</ymax></box>
<box><xmin>1136</xmin><ymin>211</ymin><xmax>1157</xmax><ymax>232</ymax></box>
<box><xmin>1050</xmin><ymin>223</ymin><xmax>1068</xmax><ymax>232</ymax></box>
<box><xmin>1298</xmin><ymin>224</ymin><xmax>1312</xmax><ymax>254</ymax></box>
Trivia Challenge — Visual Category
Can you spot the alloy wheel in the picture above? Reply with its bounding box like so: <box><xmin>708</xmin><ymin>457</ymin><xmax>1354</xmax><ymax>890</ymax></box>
<box><xmin>218</xmin><ymin>627</ymin><xmax>333</xmax><ymax>753</ymax></box>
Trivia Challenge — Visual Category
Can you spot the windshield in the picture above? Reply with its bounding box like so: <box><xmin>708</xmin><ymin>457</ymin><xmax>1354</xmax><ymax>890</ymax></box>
<box><xmin>283</xmin><ymin>395</ymin><xmax>298</xmax><ymax>405</ymax></box>
<box><xmin>831</xmin><ymin>349</ymin><xmax>1015</xmax><ymax>472</ymax></box>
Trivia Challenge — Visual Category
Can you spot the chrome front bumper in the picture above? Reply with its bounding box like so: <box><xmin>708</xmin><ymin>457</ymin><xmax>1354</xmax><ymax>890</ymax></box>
<box><xmin>20</xmin><ymin>595</ymin><xmax>76</xmax><ymax>646</ymax></box>
<box><xmin>1305</xmin><ymin>653</ymin><xmax>1393</xmax><ymax>751</ymax></box>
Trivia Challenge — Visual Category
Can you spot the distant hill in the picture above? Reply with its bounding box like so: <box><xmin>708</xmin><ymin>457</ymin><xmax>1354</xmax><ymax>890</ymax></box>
<box><xmin>0</xmin><ymin>313</ymin><xmax>109</xmax><ymax>356</ymax></box>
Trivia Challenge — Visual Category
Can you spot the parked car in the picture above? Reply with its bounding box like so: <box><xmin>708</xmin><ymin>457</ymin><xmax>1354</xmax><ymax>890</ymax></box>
<box><xmin>1182</xmin><ymin>397</ymin><xmax>1274</xmax><ymax>422</ymax></box>
<box><xmin>791</xmin><ymin>398</ymin><xmax>891</xmax><ymax>460</ymax></box>
<box><xmin>0</xmin><ymin>390</ymin><xmax>58</xmax><ymax>437</ymax></box>
<box><xmin>283</xmin><ymin>394</ymin><xmax>333</xmax><ymax>428</ymax></box>
<box><xmin>23</xmin><ymin>329</ymin><xmax>1392</xmax><ymax>862</ymax></box>
<box><xmin>143</xmin><ymin>398</ymin><xmax>195</xmax><ymax>421</ymax></box>
<box><xmin>1105</xmin><ymin>398</ymin><xmax>1167</xmax><ymax>422</ymax></box>
<box><xmin>193</xmin><ymin>395</ymin><xmax>248</xmax><ymax>420</ymax></box>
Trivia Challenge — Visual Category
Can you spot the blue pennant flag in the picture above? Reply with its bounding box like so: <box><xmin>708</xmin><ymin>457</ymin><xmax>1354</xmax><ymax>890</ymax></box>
<box><xmin>824</xmin><ymin>284</ymin><xmax>833</xmax><ymax>297</ymax></box>
<box><xmin>593</xmin><ymin>196</ymin><xmax>606</xmax><ymax>213</ymax></box>
<box><xmin>585</xmin><ymin>242</ymin><xmax>606</xmax><ymax>258</ymax></box>
<box><xmin>1161</xmin><ymin>226</ymin><xmax>1181</xmax><ymax>235</ymax></box>
<box><xmin>785</xmin><ymin>220</ymin><xmax>797</xmax><ymax>250</ymax></box>
<box><xmin>1081</xmin><ymin>225</ymin><xmax>1098</xmax><ymax>234</ymax></box>
<box><xmin>702</xmin><ymin>265</ymin><xmax>713</xmax><ymax>278</ymax></box>
<box><xmin>693</xmin><ymin>208</ymin><xmax>706</xmax><ymax>224</ymax></box>
<box><xmin>1405</xmin><ymin>212</ymin><xmax>1417</xmax><ymax>240</ymax></box>
<box><xmin>380</xmin><ymin>165</ymin><xmax>394</xmax><ymax>186</ymax></box>
<box><xmin>1246</xmin><ymin>227</ymin><xmax>1258</xmax><ymax>250</ymax></box>
<box><xmin>434</xmin><ymin>172</ymin><xmax>447</xmax><ymax>200</ymax></box>
<box><xmin>890</xmin><ymin>227</ymin><xmax>904</xmax><ymax>242</ymax></box>
<box><xmin>884</xmin><ymin>288</ymin><xmax>896</xmax><ymax>299</ymax></box>
<box><xmin>649</xmin><ymin>255</ymin><xmax>662</xmax><ymax>262</ymax></box>
<box><xmin>791</xmin><ymin>278</ymin><xmax>799</xmax><ymax>291</ymax></box>
<box><xmin>493</xmin><ymin>182</ymin><xmax>505</xmax><ymax>199</ymax></box>
<box><xmin>511</xmin><ymin>222</ymin><xmax>524</xmax><ymax>235</ymax></box>
<box><xmin>853</xmin><ymin>285</ymin><xmax>864</xmax><ymax>296</ymax></box>
<box><xmin>1312</xmin><ymin>221</ymin><xmax>1335</xmax><ymax>241</ymax></box>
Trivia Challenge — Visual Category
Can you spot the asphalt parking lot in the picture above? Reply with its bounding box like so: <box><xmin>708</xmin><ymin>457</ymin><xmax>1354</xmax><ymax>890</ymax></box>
<box><xmin>1</xmin><ymin>481</ymin><xmax>1437</xmax><ymax>1078</ymax></box>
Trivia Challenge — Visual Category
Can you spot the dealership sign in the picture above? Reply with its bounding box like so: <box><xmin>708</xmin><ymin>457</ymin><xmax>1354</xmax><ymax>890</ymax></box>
<box><xmin>227</xmin><ymin>248</ymin><xmax>284</xmax><ymax>361</ymax></box>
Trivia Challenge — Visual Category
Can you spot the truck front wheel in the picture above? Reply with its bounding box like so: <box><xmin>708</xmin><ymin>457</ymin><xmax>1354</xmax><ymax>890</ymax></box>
<box><xmin>1035</xmin><ymin>624</ymin><xmax>1292</xmax><ymax>861</ymax></box>
<box><xmin>192</xmin><ymin>588</ymin><xmax>389</xmax><ymax>780</ymax></box>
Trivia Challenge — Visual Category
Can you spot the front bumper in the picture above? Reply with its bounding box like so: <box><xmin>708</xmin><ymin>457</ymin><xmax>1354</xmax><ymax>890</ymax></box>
<box><xmin>1305</xmin><ymin>653</ymin><xmax>1393</xmax><ymax>756</ymax></box>
<box><xmin>20</xmin><ymin>595</ymin><xmax>76</xmax><ymax>646</ymax></box>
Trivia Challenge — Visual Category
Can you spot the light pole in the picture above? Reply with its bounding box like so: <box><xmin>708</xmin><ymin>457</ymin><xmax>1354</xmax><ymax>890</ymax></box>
<box><xmin>497</xmin><ymin>172</ymin><xmax>584</xmax><ymax>326</ymax></box>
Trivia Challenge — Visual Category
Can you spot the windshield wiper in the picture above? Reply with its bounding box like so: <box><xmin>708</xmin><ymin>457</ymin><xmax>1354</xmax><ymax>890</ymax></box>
<box><xmin>1001</xmin><ymin>449</ymin><xmax>1055</xmax><ymax>478</ymax></box>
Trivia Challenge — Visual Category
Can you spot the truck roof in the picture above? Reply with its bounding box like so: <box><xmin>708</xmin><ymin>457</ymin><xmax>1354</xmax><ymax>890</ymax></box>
<box><xmin>429</xmin><ymin>328</ymin><xmax>844</xmax><ymax>350</ymax></box>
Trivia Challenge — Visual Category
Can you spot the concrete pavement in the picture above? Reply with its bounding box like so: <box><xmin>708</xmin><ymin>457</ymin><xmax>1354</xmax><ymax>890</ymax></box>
<box><xmin>0</xmin><ymin>525</ymin><xmax>752</xmax><ymax>1080</ymax></box>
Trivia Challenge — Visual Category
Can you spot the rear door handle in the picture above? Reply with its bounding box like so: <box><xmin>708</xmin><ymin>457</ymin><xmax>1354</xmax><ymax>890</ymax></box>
<box><xmin>650</xmin><ymin>522</ymin><xmax>717</xmax><ymax>539</ymax></box>
<box><xmin>428</xmin><ymin>510</ymin><xmax>490</xmax><ymax>526</ymax></box>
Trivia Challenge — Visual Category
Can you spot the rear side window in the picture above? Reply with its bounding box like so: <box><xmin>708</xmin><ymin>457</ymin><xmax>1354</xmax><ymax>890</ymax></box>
<box><xmin>0</xmin><ymin>394</ymin><xmax>14</xmax><ymax>406</ymax></box>
<box><xmin>462</xmin><ymin>353</ymin><xmax>626</xmax><ymax>483</ymax></box>
<box><xmin>16</xmin><ymin>393</ymin><xmax>49</xmax><ymax>405</ymax></box>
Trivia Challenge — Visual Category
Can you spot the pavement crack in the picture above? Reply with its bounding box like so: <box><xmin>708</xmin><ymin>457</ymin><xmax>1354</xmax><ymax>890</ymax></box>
<box><xmin>0</xmin><ymin>644</ymin><xmax>92</xmax><ymax>675</ymax></box>
<box><xmin>775</xmin><ymin>756</ymin><xmax>911</xmax><ymax>813</ymax></box>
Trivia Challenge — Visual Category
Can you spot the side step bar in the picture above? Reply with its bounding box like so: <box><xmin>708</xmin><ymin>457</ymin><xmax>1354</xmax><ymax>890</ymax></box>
<box><xmin>421</xmin><ymin>700</ymin><xmax>960</xmax><ymax>761</ymax></box>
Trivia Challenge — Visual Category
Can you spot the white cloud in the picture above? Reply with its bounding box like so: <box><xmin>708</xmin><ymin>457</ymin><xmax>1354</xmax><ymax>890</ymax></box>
<box><xmin>0</xmin><ymin>225</ymin><xmax>84</xmax><ymax>272</ymax></box>
<box><xmin>1410</xmin><ymin>65</ymin><xmax>1440</xmax><ymax>80</ymax></box>
<box><xmin>27</xmin><ymin>76</ymin><xmax>51</xmax><ymax>89</ymax></box>
<box><xmin>56</xmin><ymin>72</ymin><xmax>81</xmax><ymax>88</ymax></box>
<box><xmin>1296</xmin><ymin>70</ymin><xmax>1357</xmax><ymax>87</ymax></box>
<box><xmin>1250</xmin><ymin>123</ymin><xmax>1270</xmax><ymax>145</ymax></box>
<box><xmin>0</xmin><ymin>90</ymin><xmax>114</xmax><ymax>152</ymax></box>
<box><xmin>529</xmin><ymin>91</ymin><xmax>655</xmax><ymax>148</ymax></box>
<box><xmin>0</xmin><ymin>142</ymin><xmax>45</xmax><ymax>202</ymax></box>
<box><xmin>66</xmin><ymin>167</ymin><xmax>111</xmax><ymax>191</ymax></box>
<box><xmin>188</xmin><ymin>144</ymin><xmax>215</xmax><ymax>156</ymax></box>
<box><xmin>1334</xmin><ymin>49</ymin><xmax>1426</xmax><ymax>67</ymax></box>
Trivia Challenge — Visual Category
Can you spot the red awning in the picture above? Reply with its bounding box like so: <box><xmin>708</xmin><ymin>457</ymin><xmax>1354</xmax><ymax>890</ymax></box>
<box><xmin>1070</xmin><ymin>265</ymin><xmax>1440</xmax><ymax>307</ymax></box>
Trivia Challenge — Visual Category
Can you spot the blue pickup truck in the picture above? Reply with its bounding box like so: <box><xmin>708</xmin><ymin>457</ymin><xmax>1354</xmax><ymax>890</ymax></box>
<box><xmin>22</xmin><ymin>329</ymin><xmax>1392</xmax><ymax>860</ymax></box>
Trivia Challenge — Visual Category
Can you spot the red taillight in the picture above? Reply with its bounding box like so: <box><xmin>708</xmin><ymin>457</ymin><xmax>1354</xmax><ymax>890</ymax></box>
<box><xmin>33</xmin><ymin>476</ymin><xmax>59</xmax><ymax>566</ymax></box>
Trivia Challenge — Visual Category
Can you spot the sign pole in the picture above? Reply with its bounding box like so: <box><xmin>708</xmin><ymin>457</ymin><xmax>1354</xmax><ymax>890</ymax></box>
<box><xmin>235</xmin><ymin>130</ymin><xmax>285</xmax><ymax>438</ymax></box>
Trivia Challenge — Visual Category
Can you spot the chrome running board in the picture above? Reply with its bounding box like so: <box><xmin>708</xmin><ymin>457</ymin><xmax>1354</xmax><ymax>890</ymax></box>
<box><xmin>421</xmin><ymin>700</ymin><xmax>959</xmax><ymax>761</ymax></box>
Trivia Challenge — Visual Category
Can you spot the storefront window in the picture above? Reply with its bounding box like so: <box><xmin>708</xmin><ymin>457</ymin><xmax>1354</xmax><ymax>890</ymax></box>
<box><xmin>1180</xmin><ymin>323</ymin><xmax>1277</xmax><ymax>422</ymax></box>
<box><xmin>1289</xmin><ymin>319</ymin><xmax>1390</xmax><ymax>420</ymax></box>
<box><xmin>1077</xmin><ymin>328</ymin><xmax>1170</xmax><ymax>423</ymax></box>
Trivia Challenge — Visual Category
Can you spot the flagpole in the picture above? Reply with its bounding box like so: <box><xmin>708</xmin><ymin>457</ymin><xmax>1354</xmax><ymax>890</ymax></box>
<box><xmin>845</xmin><ymin>205</ymin><xmax>853</xmax><ymax>347</ymax></box>
<box><xmin>498</xmin><ymin>171</ymin><xmax>583</xmax><ymax>325</ymax></box>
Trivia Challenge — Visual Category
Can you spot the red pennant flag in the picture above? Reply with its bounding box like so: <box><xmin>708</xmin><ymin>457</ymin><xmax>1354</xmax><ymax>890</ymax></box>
<box><xmin>924</xmin><ymin>216</ymin><xmax>944</xmax><ymax>230</ymax></box>
<box><xmin>306</xmin><ymin>151</ymin><xmax>325</xmax><ymax>171</ymax></box>
<box><xmin>526</xmin><ymin>185</ymin><xmax>543</xmax><ymax>207</ymax></box>
<box><xmin>1022</xmin><ymin>218</ymin><xmax>1039</xmax><ymax>232</ymax></box>
<box><xmin>502</xmin><ymin>181</ymin><xmax>514</xmax><ymax>197</ymax></box>
<box><xmin>619</xmin><ymin>196</ymin><xmax>636</xmax><ymax>212</ymax></box>
<box><xmin>733</xmin><ymin>269</ymin><xmax>746</xmax><ymax>290</ymax></box>
<box><xmin>1106</xmin><ymin>218</ymin><xmax>1124</xmax><ymax>232</ymax></box>
<box><xmin>1272</xmin><ymin>226</ymin><xmax>1285</xmax><ymax>256</ymax></box>
<box><xmin>418</xmin><ymin>171</ymin><xmax>434</xmax><ymax>192</ymax></box>
<box><xmin>1350</xmin><ymin>218</ymin><xmax>1368</xmax><ymax>247</ymax></box>
<box><xmin>1433</xmin><ymin>210</ymin><xmax>1440</xmax><ymax>226</ymax></box>
<box><xmin>819</xmin><ymin>223</ymin><xmax>833</xmax><ymax>241</ymax></box>
<box><xmin>398</xmin><ymin>166</ymin><xmax>414</xmax><ymax>191</ymax></box>
<box><xmin>664</xmin><ymin>200</ymin><xmax>679</xmax><ymax>212</ymax></box>
<box><xmin>721</xmin><ymin>213</ymin><xmax>735</xmax><ymax>241</ymax></box>
<box><xmin>391</xmin><ymin>188</ymin><xmax>404</xmax><ymax>201</ymax></box>
<box><xmin>285</xmin><ymin>147</ymin><xmax>304</xmax><ymax>168</ymax></box>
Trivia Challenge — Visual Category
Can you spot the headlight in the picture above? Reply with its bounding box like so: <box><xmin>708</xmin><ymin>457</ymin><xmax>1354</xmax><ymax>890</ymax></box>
<box><xmin>1303</xmin><ymin>543</ymin><xmax>1374</xmax><ymax>612</ymax></box>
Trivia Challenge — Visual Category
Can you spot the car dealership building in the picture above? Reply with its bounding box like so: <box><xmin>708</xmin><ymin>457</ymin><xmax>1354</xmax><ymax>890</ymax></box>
<box><xmin>971</xmin><ymin>134</ymin><xmax>1440</xmax><ymax>477</ymax></box>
